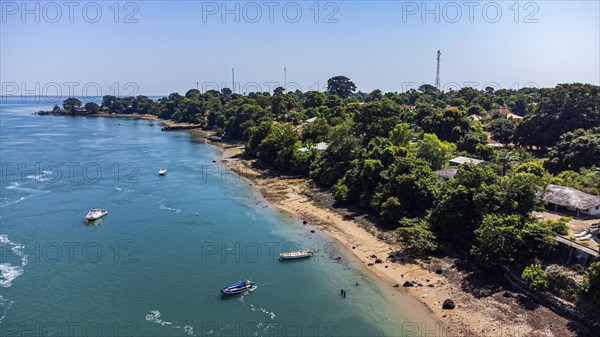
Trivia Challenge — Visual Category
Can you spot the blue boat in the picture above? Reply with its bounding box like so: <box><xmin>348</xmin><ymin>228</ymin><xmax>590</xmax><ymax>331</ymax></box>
<box><xmin>220</xmin><ymin>280</ymin><xmax>256</xmax><ymax>295</ymax></box>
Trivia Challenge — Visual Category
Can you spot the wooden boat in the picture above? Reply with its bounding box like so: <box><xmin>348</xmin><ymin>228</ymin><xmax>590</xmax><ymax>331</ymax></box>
<box><xmin>220</xmin><ymin>280</ymin><xmax>256</xmax><ymax>295</ymax></box>
<box><xmin>85</xmin><ymin>208</ymin><xmax>108</xmax><ymax>221</ymax></box>
<box><xmin>279</xmin><ymin>250</ymin><xmax>314</xmax><ymax>260</ymax></box>
<box><xmin>158</xmin><ymin>169</ymin><xmax>167</xmax><ymax>176</ymax></box>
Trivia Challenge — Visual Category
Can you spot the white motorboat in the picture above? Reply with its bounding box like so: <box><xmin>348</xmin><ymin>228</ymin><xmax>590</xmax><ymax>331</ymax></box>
<box><xmin>85</xmin><ymin>208</ymin><xmax>108</xmax><ymax>221</ymax></box>
<box><xmin>159</xmin><ymin>169</ymin><xmax>167</xmax><ymax>176</ymax></box>
<box><xmin>279</xmin><ymin>250</ymin><xmax>314</xmax><ymax>260</ymax></box>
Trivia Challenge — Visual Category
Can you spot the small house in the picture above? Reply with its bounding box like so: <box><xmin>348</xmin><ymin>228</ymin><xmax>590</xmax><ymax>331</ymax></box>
<box><xmin>541</xmin><ymin>184</ymin><xmax>600</xmax><ymax>217</ymax></box>
<box><xmin>499</xmin><ymin>106</ymin><xmax>524</xmax><ymax>120</ymax></box>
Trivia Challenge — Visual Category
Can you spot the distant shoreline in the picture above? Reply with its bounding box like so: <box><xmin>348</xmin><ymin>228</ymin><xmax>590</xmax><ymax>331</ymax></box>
<box><xmin>34</xmin><ymin>110</ymin><xmax>207</xmax><ymax>131</ymax></box>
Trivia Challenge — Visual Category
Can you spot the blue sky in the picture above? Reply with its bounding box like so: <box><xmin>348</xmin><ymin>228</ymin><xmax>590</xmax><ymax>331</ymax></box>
<box><xmin>1</xmin><ymin>1</ymin><xmax>599</xmax><ymax>97</ymax></box>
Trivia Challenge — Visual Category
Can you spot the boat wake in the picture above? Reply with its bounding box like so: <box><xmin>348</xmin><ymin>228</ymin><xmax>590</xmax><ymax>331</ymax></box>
<box><xmin>159</xmin><ymin>204</ymin><xmax>183</xmax><ymax>213</ymax></box>
<box><xmin>1</xmin><ymin>182</ymin><xmax>50</xmax><ymax>208</ymax></box>
<box><xmin>145</xmin><ymin>310</ymin><xmax>194</xmax><ymax>335</ymax></box>
<box><xmin>249</xmin><ymin>304</ymin><xmax>276</xmax><ymax>320</ymax></box>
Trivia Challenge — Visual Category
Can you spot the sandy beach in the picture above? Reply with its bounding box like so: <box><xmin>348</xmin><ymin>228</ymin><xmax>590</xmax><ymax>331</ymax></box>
<box><xmin>208</xmin><ymin>137</ymin><xmax>594</xmax><ymax>337</ymax></box>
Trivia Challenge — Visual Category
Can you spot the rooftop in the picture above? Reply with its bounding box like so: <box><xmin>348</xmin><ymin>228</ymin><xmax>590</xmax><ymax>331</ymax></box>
<box><xmin>298</xmin><ymin>142</ymin><xmax>328</xmax><ymax>153</ymax></box>
<box><xmin>542</xmin><ymin>184</ymin><xmax>600</xmax><ymax>210</ymax></box>
<box><xmin>316</xmin><ymin>142</ymin><xmax>328</xmax><ymax>151</ymax></box>
<box><xmin>449</xmin><ymin>156</ymin><xmax>485</xmax><ymax>165</ymax></box>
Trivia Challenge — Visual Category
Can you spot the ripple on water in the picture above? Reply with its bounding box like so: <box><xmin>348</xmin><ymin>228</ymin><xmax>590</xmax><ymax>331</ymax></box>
<box><xmin>2</xmin><ymin>182</ymin><xmax>51</xmax><ymax>208</ymax></box>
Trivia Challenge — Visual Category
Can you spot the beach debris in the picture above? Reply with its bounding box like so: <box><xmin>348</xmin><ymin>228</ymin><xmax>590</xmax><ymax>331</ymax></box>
<box><xmin>371</xmin><ymin>255</ymin><xmax>377</xmax><ymax>259</ymax></box>
<box><xmin>384</xmin><ymin>265</ymin><xmax>388</xmax><ymax>268</ymax></box>
<box><xmin>352</xmin><ymin>246</ymin><xmax>356</xmax><ymax>249</ymax></box>
<box><xmin>393</xmin><ymin>284</ymin><xmax>399</xmax><ymax>288</ymax></box>
<box><xmin>367</xmin><ymin>263</ymin><xmax>374</xmax><ymax>267</ymax></box>
<box><xmin>442</xmin><ymin>299</ymin><xmax>455</xmax><ymax>310</ymax></box>
<box><xmin>310</xmin><ymin>230</ymin><xmax>315</xmax><ymax>233</ymax></box>
<box><xmin>403</xmin><ymin>281</ymin><xmax>414</xmax><ymax>287</ymax></box>
<box><xmin>375</xmin><ymin>258</ymin><xmax>383</xmax><ymax>264</ymax></box>
<box><xmin>303</xmin><ymin>220</ymin><xmax>307</xmax><ymax>224</ymax></box>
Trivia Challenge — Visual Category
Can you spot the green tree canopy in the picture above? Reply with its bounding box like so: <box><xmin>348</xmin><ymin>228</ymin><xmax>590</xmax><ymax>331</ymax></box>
<box><xmin>488</xmin><ymin>117</ymin><xmax>519</xmax><ymax>145</ymax></box>
<box><xmin>303</xmin><ymin>91</ymin><xmax>326</xmax><ymax>109</ymax></box>
<box><xmin>515</xmin><ymin>84</ymin><xmax>600</xmax><ymax>148</ymax></box>
<box><xmin>396</xmin><ymin>218</ymin><xmax>437</xmax><ymax>256</ymax></box>
<box><xmin>326</xmin><ymin>76</ymin><xmax>356</xmax><ymax>98</ymax></box>
<box><xmin>416</xmin><ymin>133</ymin><xmax>456</xmax><ymax>170</ymax></box>
<box><xmin>583</xmin><ymin>261</ymin><xmax>600</xmax><ymax>304</ymax></box>
<box><xmin>544</xmin><ymin>127</ymin><xmax>600</xmax><ymax>173</ymax></box>
<box><xmin>515</xmin><ymin>162</ymin><xmax>545</xmax><ymax>176</ymax></box>
<box><xmin>353</xmin><ymin>100</ymin><xmax>408</xmax><ymax>143</ymax></box>
<box><xmin>63</xmin><ymin>98</ymin><xmax>82</xmax><ymax>112</ymax></box>
<box><xmin>522</xmin><ymin>261</ymin><xmax>548</xmax><ymax>291</ymax></box>
<box><xmin>389</xmin><ymin>123</ymin><xmax>412</xmax><ymax>147</ymax></box>
<box><xmin>84</xmin><ymin>102</ymin><xmax>99</xmax><ymax>113</ymax></box>
<box><xmin>422</xmin><ymin>107</ymin><xmax>472</xmax><ymax>143</ymax></box>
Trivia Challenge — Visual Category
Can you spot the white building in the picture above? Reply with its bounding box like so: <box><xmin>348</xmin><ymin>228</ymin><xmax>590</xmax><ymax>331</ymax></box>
<box><xmin>298</xmin><ymin>142</ymin><xmax>328</xmax><ymax>154</ymax></box>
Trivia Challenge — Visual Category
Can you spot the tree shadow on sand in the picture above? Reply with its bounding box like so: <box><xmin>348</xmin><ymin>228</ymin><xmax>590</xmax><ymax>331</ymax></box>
<box><xmin>444</xmin><ymin>254</ymin><xmax>508</xmax><ymax>299</ymax></box>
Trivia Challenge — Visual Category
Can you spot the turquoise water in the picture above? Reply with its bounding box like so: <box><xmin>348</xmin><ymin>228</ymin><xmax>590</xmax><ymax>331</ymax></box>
<box><xmin>0</xmin><ymin>98</ymin><xmax>432</xmax><ymax>337</ymax></box>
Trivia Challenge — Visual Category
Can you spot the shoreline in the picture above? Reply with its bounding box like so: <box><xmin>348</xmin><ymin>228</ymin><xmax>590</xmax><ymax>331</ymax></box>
<box><xmin>32</xmin><ymin>113</ymin><xmax>594</xmax><ymax>336</ymax></box>
<box><xmin>206</xmin><ymin>136</ymin><xmax>595</xmax><ymax>337</ymax></box>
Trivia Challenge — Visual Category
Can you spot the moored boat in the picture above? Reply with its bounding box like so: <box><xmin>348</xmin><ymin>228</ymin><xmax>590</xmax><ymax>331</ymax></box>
<box><xmin>158</xmin><ymin>169</ymin><xmax>167</xmax><ymax>176</ymax></box>
<box><xmin>220</xmin><ymin>280</ymin><xmax>256</xmax><ymax>295</ymax></box>
<box><xmin>85</xmin><ymin>208</ymin><xmax>108</xmax><ymax>221</ymax></box>
<box><xmin>279</xmin><ymin>250</ymin><xmax>314</xmax><ymax>260</ymax></box>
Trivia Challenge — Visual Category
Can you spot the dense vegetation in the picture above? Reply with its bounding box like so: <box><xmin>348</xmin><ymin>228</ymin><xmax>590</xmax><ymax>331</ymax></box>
<box><xmin>61</xmin><ymin>79</ymin><xmax>600</xmax><ymax>311</ymax></box>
